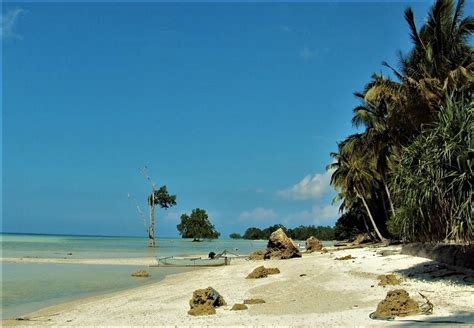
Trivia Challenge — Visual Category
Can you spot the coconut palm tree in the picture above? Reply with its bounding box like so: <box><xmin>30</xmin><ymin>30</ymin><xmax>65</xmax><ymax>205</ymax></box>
<box><xmin>363</xmin><ymin>0</ymin><xmax>473</xmax><ymax>145</ymax></box>
<box><xmin>402</xmin><ymin>0</ymin><xmax>474</xmax><ymax>80</ymax></box>
<box><xmin>329</xmin><ymin>135</ymin><xmax>387</xmax><ymax>241</ymax></box>
<box><xmin>352</xmin><ymin>94</ymin><xmax>396</xmax><ymax>217</ymax></box>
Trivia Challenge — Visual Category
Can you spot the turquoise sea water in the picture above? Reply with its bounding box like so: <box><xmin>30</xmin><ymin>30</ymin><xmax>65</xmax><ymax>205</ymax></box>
<box><xmin>0</xmin><ymin>233</ymin><xmax>269</xmax><ymax>319</ymax></box>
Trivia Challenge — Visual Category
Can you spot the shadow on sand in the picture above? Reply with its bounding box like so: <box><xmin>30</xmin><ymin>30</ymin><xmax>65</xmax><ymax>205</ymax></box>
<box><xmin>394</xmin><ymin>260</ymin><xmax>474</xmax><ymax>286</ymax></box>
<box><xmin>392</xmin><ymin>311</ymin><xmax>474</xmax><ymax>326</ymax></box>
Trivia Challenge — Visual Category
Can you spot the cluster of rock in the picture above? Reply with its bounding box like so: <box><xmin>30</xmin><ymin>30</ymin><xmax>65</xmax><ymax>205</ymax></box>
<box><xmin>249</xmin><ymin>228</ymin><xmax>302</xmax><ymax>260</ymax></box>
<box><xmin>246</xmin><ymin>266</ymin><xmax>280</xmax><ymax>279</ymax></box>
<box><xmin>188</xmin><ymin>287</ymin><xmax>266</xmax><ymax>316</ymax></box>
<box><xmin>188</xmin><ymin>287</ymin><xmax>227</xmax><ymax>316</ymax></box>
<box><xmin>334</xmin><ymin>233</ymin><xmax>374</xmax><ymax>247</ymax></box>
<box><xmin>377</xmin><ymin>274</ymin><xmax>402</xmax><ymax>286</ymax></box>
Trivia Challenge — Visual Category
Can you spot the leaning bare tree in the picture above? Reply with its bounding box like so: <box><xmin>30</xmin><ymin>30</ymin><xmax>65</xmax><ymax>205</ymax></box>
<box><xmin>139</xmin><ymin>167</ymin><xmax>177</xmax><ymax>247</ymax></box>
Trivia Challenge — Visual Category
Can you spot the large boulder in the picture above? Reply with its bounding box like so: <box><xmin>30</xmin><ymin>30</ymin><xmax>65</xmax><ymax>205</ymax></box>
<box><xmin>188</xmin><ymin>287</ymin><xmax>226</xmax><ymax>316</ymax></box>
<box><xmin>374</xmin><ymin>289</ymin><xmax>420</xmax><ymax>318</ymax></box>
<box><xmin>265</xmin><ymin>228</ymin><xmax>301</xmax><ymax>259</ymax></box>
<box><xmin>305</xmin><ymin>236</ymin><xmax>323</xmax><ymax>252</ymax></box>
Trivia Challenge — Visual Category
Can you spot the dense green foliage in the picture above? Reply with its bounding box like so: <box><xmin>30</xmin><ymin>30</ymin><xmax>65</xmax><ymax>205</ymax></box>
<box><xmin>148</xmin><ymin>185</ymin><xmax>177</xmax><ymax>208</ymax></box>
<box><xmin>177</xmin><ymin>208</ymin><xmax>220</xmax><ymax>241</ymax></box>
<box><xmin>334</xmin><ymin>209</ymin><xmax>367</xmax><ymax>240</ymax></box>
<box><xmin>241</xmin><ymin>224</ymin><xmax>335</xmax><ymax>241</ymax></box>
<box><xmin>330</xmin><ymin>0</ymin><xmax>473</xmax><ymax>243</ymax></box>
<box><xmin>229</xmin><ymin>233</ymin><xmax>242</xmax><ymax>239</ymax></box>
<box><xmin>389</xmin><ymin>98</ymin><xmax>473</xmax><ymax>242</ymax></box>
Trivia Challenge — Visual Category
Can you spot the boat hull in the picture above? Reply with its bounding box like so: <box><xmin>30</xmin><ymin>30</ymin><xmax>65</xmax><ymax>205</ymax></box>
<box><xmin>156</xmin><ymin>256</ymin><xmax>231</xmax><ymax>267</ymax></box>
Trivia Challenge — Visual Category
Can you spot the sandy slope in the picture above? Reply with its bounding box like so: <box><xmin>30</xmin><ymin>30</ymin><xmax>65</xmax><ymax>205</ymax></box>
<box><xmin>4</xmin><ymin>246</ymin><xmax>474</xmax><ymax>326</ymax></box>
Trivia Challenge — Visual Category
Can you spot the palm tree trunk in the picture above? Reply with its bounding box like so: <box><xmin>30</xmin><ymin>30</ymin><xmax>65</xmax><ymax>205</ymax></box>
<box><xmin>362</xmin><ymin>215</ymin><xmax>371</xmax><ymax>235</ymax></box>
<box><xmin>381</xmin><ymin>192</ymin><xmax>389</xmax><ymax>222</ymax></box>
<box><xmin>357</xmin><ymin>192</ymin><xmax>386</xmax><ymax>241</ymax></box>
<box><xmin>382</xmin><ymin>180</ymin><xmax>396</xmax><ymax>217</ymax></box>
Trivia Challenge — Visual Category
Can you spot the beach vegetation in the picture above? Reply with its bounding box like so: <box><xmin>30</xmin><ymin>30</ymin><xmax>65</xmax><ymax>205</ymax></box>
<box><xmin>329</xmin><ymin>0</ymin><xmax>473</xmax><ymax>243</ymax></box>
<box><xmin>242</xmin><ymin>224</ymin><xmax>335</xmax><ymax>241</ymax></box>
<box><xmin>389</xmin><ymin>97</ymin><xmax>473</xmax><ymax>242</ymax></box>
<box><xmin>177</xmin><ymin>208</ymin><xmax>220</xmax><ymax>241</ymax></box>
<box><xmin>334</xmin><ymin>209</ymin><xmax>367</xmax><ymax>240</ymax></box>
<box><xmin>229</xmin><ymin>233</ymin><xmax>242</xmax><ymax>239</ymax></box>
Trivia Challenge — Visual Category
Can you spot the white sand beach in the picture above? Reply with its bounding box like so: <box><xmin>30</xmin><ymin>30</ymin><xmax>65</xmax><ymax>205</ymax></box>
<box><xmin>4</xmin><ymin>245</ymin><xmax>474</xmax><ymax>326</ymax></box>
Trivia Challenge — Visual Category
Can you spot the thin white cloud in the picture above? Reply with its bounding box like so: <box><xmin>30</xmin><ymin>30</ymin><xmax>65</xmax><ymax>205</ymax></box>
<box><xmin>278</xmin><ymin>169</ymin><xmax>334</xmax><ymax>201</ymax></box>
<box><xmin>299</xmin><ymin>46</ymin><xmax>316</xmax><ymax>60</ymax></box>
<box><xmin>239</xmin><ymin>207</ymin><xmax>277</xmax><ymax>221</ymax></box>
<box><xmin>164</xmin><ymin>209</ymin><xmax>188</xmax><ymax>221</ymax></box>
<box><xmin>1</xmin><ymin>8</ymin><xmax>25</xmax><ymax>40</ymax></box>
<box><xmin>287</xmin><ymin>203</ymin><xmax>340</xmax><ymax>226</ymax></box>
<box><xmin>255</xmin><ymin>188</ymin><xmax>264</xmax><ymax>194</ymax></box>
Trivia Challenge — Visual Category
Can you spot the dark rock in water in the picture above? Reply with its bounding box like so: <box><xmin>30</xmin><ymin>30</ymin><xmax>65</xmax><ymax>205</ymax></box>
<box><xmin>248</xmin><ymin>249</ymin><xmax>267</xmax><ymax>261</ymax></box>
<box><xmin>244</xmin><ymin>298</ymin><xmax>266</xmax><ymax>304</ymax></box>
<box><xmin>305</xmin><ymin>236</ymin><xmax>323</xmax><ymax>252</ymax></box>
<box><xmin>188</xmin><ymin>287</ymin><xmax>226</xmax><ymax>316</ymax></box>
<box><xmin>67</xmin><ymin>253</ymin><xmax>73</xmax><ymax>256</ymax></box>
<box><xmin>231</xmin><ymin>303</ymin><xmax>248</xmax><ymax>311</ymax></box>
<box><xmin>374</xmin><ymin>289</ymin><xmax>420</xmax><ymax>318</ymax></box>
<box><xmin>378</xmin><ymin>274</ymin><xmax>402</xmax><ymax>286</ymax></box>
<box><xmin>265</xmin><ymin>228</ymin><xmax>301</xmax><ymax>259</ymax></box>
<box><xmin>246</xmin><ymin>266</ymin><xmax>280</xmax><ymax>279</ymax></box>
<box><xmin>131</xmin><ymin>270</ymin><xmax>150</xmax><ymax>277</ymax></box>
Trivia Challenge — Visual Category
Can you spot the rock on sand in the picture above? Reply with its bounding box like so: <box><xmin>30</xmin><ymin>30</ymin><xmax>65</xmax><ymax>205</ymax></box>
<box><xmin>246</xmin><ymin>266</ymin><xmax>280</xmax><ymax>279</ymax></box>
<box><xmin>188</xmin><ymin>287</ymin><xmax>226</xmax><ymax>316</ymax></box>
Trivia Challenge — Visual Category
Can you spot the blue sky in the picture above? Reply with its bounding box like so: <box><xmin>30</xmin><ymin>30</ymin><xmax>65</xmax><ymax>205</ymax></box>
<box><xmin>2</xmin><ymin>1</ymin><xmax>451</xmax><ymax>237</ymax></box>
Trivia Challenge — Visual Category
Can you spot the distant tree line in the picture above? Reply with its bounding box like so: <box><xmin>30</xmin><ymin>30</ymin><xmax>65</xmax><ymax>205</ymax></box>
<box><xmin>230</xmin><ymin>224</ymin><xmax>335</xmax><ymax>241</ymax></box>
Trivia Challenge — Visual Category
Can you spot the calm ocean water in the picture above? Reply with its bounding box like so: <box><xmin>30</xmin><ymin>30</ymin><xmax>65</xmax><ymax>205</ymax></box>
<box><xmin>1</xmin><ymin>233</ymin><xmax>270</xmax><ymax>319</ymax></box>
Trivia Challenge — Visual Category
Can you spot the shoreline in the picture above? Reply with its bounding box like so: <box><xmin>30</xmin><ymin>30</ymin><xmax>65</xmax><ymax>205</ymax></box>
<box><xmin>3</xmin><ymin>245</ymin><xmax>474</xmax><ymax>326</ymax></box>
<box><xmin>0</xmin><ymin>257</ymin><xmax>157</xmax><ymax>266</ymax></box>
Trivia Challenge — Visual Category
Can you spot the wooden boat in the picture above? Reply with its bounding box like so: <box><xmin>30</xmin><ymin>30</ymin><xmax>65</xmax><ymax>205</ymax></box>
<box><xmin>155</xmin><ymin>256</ymin><xmax>231</xmax><ymax>267</ymax></box>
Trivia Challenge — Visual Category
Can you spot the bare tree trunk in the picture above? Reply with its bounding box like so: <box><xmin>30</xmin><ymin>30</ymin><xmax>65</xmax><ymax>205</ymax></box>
<box><xmin>357</xmin><ymin>192</ymin><xmax>386</xmax><ymax>242</ymax></box>
<box><xmin>148</xmin><ymin>193</ymin><xmax>156</xmax><ymax>248</ymax></box>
